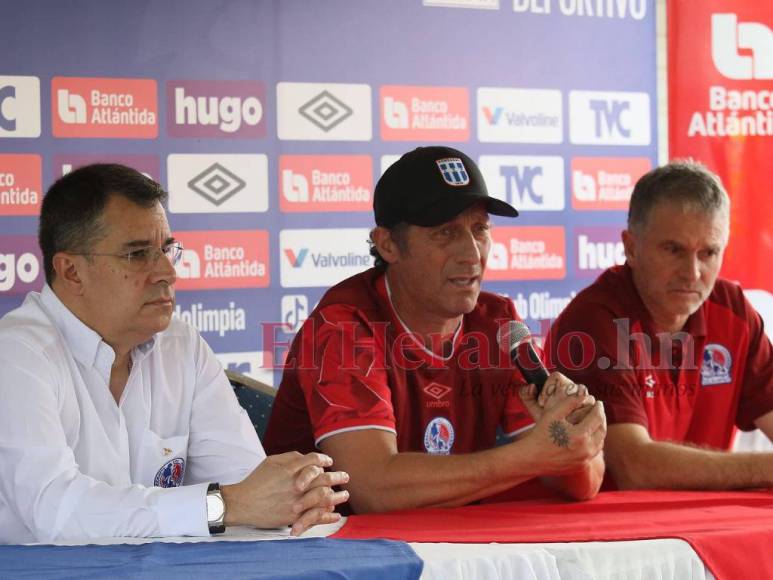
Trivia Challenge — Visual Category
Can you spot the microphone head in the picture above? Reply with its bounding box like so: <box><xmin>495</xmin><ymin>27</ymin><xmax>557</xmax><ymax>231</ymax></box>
<box><xmin>497</xmin><ymin>320</ymin><xmax>532</xmax><ymax>352</ymax></box>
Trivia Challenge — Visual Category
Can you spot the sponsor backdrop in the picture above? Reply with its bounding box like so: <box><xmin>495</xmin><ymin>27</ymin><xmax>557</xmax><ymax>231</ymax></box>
<box><xmin>668</xmin><ymin>0</ymin><xmax>773</xmax><ymax>323</ymax></box>
<box><xmin>0</xmin><ymin>0</ymin><xmax>657</xmax><ymax>385</ymax></box>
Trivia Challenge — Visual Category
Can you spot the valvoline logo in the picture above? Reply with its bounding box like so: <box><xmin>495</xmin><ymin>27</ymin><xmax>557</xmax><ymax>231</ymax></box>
<box><xmin>279</xmin><ymin>228</ymin><xmax>373</xmax><ymax>288</ymax></box>
<box><xmin>284</xmin><ymin>248</ymin><xmax>308</xmax><ymax>268</ymax></box>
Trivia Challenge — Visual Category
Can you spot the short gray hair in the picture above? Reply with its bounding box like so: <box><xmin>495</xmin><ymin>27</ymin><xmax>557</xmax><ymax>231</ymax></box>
<box><xmin>628</xmin><ymin>160</ymin><xmax>729</xmax><ymax>232</ymax></box>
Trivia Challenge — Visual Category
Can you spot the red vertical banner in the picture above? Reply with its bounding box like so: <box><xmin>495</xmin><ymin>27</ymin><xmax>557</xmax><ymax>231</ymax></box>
<box><xmin>668</xmin><ymin>1</ymin><xmax>773</xmax><ymax>292</ymax></box>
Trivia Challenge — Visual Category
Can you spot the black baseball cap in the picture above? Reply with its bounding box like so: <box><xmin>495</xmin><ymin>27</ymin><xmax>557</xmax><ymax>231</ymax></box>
<box><xmin>373</xmin><ymin>146</ymin><xmax>519</xmax><ymax>227</ymax></box>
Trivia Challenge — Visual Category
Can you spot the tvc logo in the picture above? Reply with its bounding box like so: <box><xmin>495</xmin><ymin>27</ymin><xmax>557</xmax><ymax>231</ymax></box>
<box><xmin>0</xmin><ymin>76</ymin><xmax>41</xmax><ymax>138</ymax></box>
<box><xmin>478</xmin><ymin>156</ymin><xmax>564</xmax><ymax>211</ymax></box>
<box><xmin>712</xmin><ymin>13</ymin><xmax>773</xmax><ymax>80</ymax></box>
<box><xmin>569</xmin><ymin>91</ymin><xmax>650</xmax><ymax>145</ymax></box>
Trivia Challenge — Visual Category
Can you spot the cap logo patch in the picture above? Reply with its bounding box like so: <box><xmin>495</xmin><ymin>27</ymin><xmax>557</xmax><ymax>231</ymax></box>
<box><xmin>436</xmin><ymin>158</ymin><xmax>469</xmax><ymax>187</ymax></box>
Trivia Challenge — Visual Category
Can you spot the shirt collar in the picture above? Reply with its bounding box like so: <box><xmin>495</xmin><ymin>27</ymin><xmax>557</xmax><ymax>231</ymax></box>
<box><xmin>40</xmin><ymin>285</ymin><xmax>158</xmax><ymax>374</ymax></box>
<box><xmin>378</xmin><ymin>273</ymin><xmax>463</xmax><ymax>361</ymax></box>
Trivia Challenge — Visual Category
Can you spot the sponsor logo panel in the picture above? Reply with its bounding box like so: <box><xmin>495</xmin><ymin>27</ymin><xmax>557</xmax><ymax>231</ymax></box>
<box><xmin>485</xmin><ymin>226</ymin><xmax>566</xmax><ymax>280</ymax></box>
<box><xmin>53</xmin><ymin>154</ymin><xmax>160</xmax><ymax>181</ymax></box>
<box><xmin>571</xmin><ymin>157</ymin><xmax>651</xmax><ymax>210</ymax></box>
<box><xmin>167</xmin><ymin>80</ymin><xmax>266</xmax><ymax>138</ymax></box>
<box><xmin>276</xmin><ymin>82</ymin><xmax>372</xmax><ymax>141</ymax></box>
<box><xmin>0</xmin><ymin>236</ymin><xmax>44</xmax><ymax>294</ymax></box>
<box><xmin>279</xmin><ymin>155</ymin><xmax>372</xmax><ymax>212</ymax></box>
<box><xmin>573</xmin><ymin>227</ymin><xmax>625</xmax><ymax>278</ymax></box>
<box><xmin>477</xmin><ymin>87</ymin><xmax>562</xmax><ymax>143</ymax></box>
<box><xmin>167</xmin><ymin>154</ymin><xmax>268</xmax><ymax>214</ymax></box>
<box><xmin>172</xmin><ymin>291</ymin><xmax>260</xmax><ymax>353</ymax></box>
<box><xmin>174</xmin><ymin>230</ymin><xmax>269</xmax><ymax>290</ymax></box>
<box><xmin>51</xmin><ymin>76</ymin><xmax>158</xmax><ymax>138</ymax></box>
<box><xmin>380</xmin><ymin>85</ymin><xmax>469</xmax><ymax>141</ymax></box>
<box><xmin>0</xmin><ymin>154</ymin><xmax>42</xmax><ymax>216</ymax></box>
<box><xmin>478</xmin><ymin>155</ymin><xmax>564</xmax><ymax>211</ymax></box>
<box><xmin>216</xmin><ymin>351</ymin><xmax>275</xmax><ymax>387</ymax></box>
<box><xmin>280</xmin><ymin>228</ymin><xmax>373</xmax><ymax>288</ymax></box>
<box><xmin>569</xmin><ymin>90</ymin><xmax>650</xmax><ymax>145</ymax></box>
<box><xmin>0</xmin><ymin>76</ymin><xmax>41</xmax><ymax>137</ymax></box>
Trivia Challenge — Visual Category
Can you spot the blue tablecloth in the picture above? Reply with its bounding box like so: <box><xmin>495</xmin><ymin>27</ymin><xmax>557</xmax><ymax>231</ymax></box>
<box><xmin>0</xmin><ymin>537</ymin><xmax>423</xmax><ymax>579</ymax></box>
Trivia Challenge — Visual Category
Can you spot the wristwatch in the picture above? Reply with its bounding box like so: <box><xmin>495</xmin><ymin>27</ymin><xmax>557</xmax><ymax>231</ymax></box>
<box><xmin>206</xmin><ymin>482</ymin><xmax>226</xmax><ymax>534</ymax></box>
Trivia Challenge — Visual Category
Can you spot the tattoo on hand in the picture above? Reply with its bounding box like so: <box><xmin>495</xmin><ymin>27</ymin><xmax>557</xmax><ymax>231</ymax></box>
<box><xmin>549</xmin><ymin>420</ymin><xmax>570</xmax><ymax>448</ymax></box>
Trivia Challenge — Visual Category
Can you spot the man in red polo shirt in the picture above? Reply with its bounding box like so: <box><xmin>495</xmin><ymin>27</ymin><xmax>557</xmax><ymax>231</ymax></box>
<box><xmin>264</xmin><ymin>146</ymin><xmax>606</xmax><ymax>513</ymax></box>
<box><xmin>546</xmin><ymin>161</ymin><xmax>773</xmax><ymax>490</ymax></box>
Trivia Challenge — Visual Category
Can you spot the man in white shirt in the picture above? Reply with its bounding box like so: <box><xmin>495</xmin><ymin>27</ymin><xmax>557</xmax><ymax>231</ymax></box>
<box><xmin>0</xmin><ymin>163</ymin><xmax>349</xmax><ymax>544</ymax></box>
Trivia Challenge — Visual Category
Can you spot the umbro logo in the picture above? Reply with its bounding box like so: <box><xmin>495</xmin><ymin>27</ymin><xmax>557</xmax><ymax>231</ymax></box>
<box><xmin>298</xmin><ymin>90</ymin><xmax>353</xmax><ymax>132</ymax></box>
<box><xmin>424</xmin><ymin>382</ymin><xmax>452</xmax><ymax>401</ymax></box>
<box><xmin>187</xmin><ymin>163</ymin><xmax>246</xmax><ymax>206</ymax></box>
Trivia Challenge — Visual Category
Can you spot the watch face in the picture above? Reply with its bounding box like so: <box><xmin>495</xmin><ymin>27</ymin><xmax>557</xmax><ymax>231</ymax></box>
<box><xmin>207</xmin><ymin>493</ymin><xmax>225</xmax><ymax>521</ymax></box>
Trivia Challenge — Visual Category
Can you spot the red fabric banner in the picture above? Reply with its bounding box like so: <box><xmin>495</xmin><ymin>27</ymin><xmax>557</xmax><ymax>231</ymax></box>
<box><xmin>333</xmin><ymin>490</ymin><xmax>773</xmax><ymax>580</ymax></box>
<box><xmin>668</xmin><ymin>0</ymin><xmax>773</xmax><ymax>294</ymax></box>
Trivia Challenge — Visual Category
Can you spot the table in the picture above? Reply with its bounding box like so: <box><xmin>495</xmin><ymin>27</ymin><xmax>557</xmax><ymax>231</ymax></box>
<box><xmin>0</xmin><ymin>520</ymin><xmax>714</xmax><ymax>580</ymax></box>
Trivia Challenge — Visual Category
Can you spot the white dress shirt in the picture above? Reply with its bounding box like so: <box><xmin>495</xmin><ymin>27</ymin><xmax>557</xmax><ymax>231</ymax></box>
<box><xmin>0</xmin><ymin>286</ymin><xmax>265</xmax><ymax>544</ymax></box>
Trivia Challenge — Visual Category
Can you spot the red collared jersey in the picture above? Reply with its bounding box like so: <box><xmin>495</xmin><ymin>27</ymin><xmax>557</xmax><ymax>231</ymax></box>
<box><xmin>264</xmin><ymin>269</ymin><xmax>533</xmax><ymax>456</ymax></box>
<box><xmin>545</xmin><ymin>265</ymin><xmax>773</xmax><ymax>449</ymax></box>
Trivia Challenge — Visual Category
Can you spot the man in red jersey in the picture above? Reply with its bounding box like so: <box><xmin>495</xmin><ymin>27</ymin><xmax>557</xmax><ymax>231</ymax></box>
<box><xmin>546</xmin><ymin>161</ymin><xmax>773</xmax><ymax>490</ymax></box>
<box><xmin>265</xmin><ymin>146</ymin><xmax>606</xmax><ymax>513</ymax></box>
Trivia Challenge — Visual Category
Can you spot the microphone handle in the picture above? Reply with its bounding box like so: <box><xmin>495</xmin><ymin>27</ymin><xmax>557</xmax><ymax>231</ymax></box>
<box><xmin>513</xmin><ymin>342</ymin><xmax>549</xmax><ymax>395</ymax></box>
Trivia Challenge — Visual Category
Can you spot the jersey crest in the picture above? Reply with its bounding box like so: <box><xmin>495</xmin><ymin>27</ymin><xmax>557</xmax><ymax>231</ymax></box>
<box><xmin>700</xmin><ymin>343</ymin><xmax>733</xmax><ymax>386</ymax></box>
<box><xmin>424</xmin><ymin>417</ymin><xmax>455</xmax><ymax>455</ymax></box>
<box><xmin>154</xmin><ymin>457</ymin><xmax>185</xmax><ymax>488</ymax></box>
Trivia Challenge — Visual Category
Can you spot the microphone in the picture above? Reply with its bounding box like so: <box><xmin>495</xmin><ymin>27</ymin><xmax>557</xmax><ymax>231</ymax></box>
<box><xmin>497</xmin><ymin>320</ymin><xmax>549</xmax><ymax>395</ymax></box>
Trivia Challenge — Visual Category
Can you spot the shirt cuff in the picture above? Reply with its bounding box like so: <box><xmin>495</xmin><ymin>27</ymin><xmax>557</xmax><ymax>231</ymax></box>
<box><xmin>151</xmin><ymin>482</ymin><xmax>210</xmax><ymax>537</ymax></box>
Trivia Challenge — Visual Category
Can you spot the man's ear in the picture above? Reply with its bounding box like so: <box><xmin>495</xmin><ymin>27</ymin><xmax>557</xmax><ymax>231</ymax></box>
<box><xmin>52</xmin><ymin>252</ymin><xmax>86</xmax><ymax>296</ymax></box>
<box><xmin>370</xmin><ymin>227</ymin><xmax>403</xmax><ymax>265</ymax></box>
<box><xmin>621</xmin><ymin>229</ymin><xmax>636</xmax><ymax>265</ymax></box>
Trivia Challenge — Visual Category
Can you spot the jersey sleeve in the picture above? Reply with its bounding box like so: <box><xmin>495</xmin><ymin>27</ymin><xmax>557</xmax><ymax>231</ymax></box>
<box><xmin>296</xmin><ymin>305</ymin><xmax>397</xmax><ymax>446</ymax></box>
<box><xmin>735</xmin><ymin>298</ymin><xmax>773</xmax><ymax>430</ymax></box>
<box><xmin>545</xmin><ymin>299</ymin><xmax>648</xmax><ymax>428</ymax></box>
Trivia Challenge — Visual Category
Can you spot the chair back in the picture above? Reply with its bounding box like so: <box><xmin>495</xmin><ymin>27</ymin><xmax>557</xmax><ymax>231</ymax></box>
<box><xmin>225</xmin><ymin>370</ymin><xmax>276</xmax><ymax>439</ymax></box>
